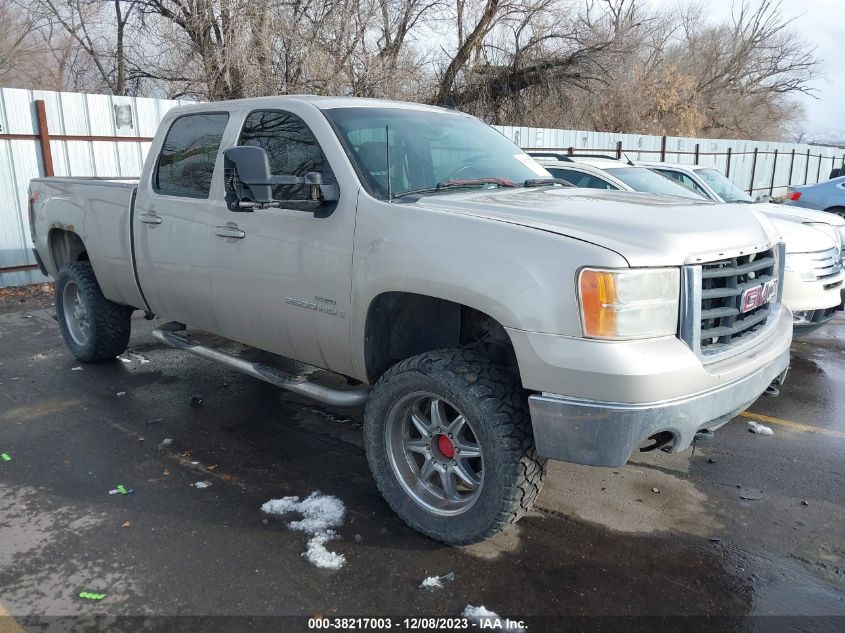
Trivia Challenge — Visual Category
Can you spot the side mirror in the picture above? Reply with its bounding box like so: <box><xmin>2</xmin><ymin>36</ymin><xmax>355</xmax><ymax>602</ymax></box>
<box><xmin>755</xmin><ymin>194</ymin><xmax>773</xmax><ymax>204</ymax></box>
<box><xmin>223</xmin><ymin>146</ymin><xmax>339</xmax><ymax>209</ymax></box>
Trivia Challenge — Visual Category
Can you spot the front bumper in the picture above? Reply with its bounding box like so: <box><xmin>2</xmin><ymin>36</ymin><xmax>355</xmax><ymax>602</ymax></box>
<box><xmin>528</xmin><ymin>351</ymin><xmax>789</xmax><ymax>467</ymax></box>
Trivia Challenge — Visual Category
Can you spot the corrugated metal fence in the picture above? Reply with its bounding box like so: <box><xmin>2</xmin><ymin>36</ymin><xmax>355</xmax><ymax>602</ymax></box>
<box><xmin>0</xmin><ymin>87</ymin><xmax>185</xmax><ymax>288</ymax></box>
<box><xmin>2</xmin><ymin>86</ymin><xmax>844</xmax><ymax>288</ymax></box>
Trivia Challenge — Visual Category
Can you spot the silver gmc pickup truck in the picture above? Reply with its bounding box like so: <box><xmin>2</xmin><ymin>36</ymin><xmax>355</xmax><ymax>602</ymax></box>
<box><xmin>29</xmin><ymin>96</ymin><xmax>792</xmax><ymax>544</ymax></box>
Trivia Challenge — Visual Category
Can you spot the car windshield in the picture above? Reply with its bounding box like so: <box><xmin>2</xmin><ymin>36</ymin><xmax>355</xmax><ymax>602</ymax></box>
<box><xmin>694</xmin><ymin>168</ymin><xmax>754</xmax><ymax>203</ymax></box>
<box><xmin>608</xmin><ymin>167</ymin><xmax>707</xmax><ymax>200</ymax></box>
<box><xmin>323</xmin><ymin>107</ymin><xmax>551</xmax><ymax>199</ymax></box>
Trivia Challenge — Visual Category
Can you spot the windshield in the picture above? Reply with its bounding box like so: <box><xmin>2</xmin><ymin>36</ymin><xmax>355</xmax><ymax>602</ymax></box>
<box><xmin>694</xmin><ymin>168</ymin><xmax>753</xmax><ymax>203</ymax></box>
<box><xmin>608</xmin><ymin>167</ymin><xmax>707</xmax><ymax>200</ymax></box>
<box><xmin>323</xmin><ymin>107</ymin><xmax>551</xmax><ymax>199</ymax></box>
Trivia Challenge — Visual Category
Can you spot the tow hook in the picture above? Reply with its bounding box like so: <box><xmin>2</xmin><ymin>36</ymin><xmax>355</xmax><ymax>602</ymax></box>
<box><xmin>694</xmin><ymin>429</ymin><xmax>714</xmax><ymax>443</ymax></box>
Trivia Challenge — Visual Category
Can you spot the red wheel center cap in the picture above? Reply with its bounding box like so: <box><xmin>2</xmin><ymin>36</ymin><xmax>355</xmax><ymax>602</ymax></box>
<box><xmin>436</xmin><ymin>434</ymin><xmax>455</xmax><ymax>459</ymax></box>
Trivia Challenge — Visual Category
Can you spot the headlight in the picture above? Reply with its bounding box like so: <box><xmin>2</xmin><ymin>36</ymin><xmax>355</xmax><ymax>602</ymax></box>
<box><xmin>784</xmin><ymin>253</ymin><xmax>818</xmax><ymax>282</ymax></box>
<box><xmin>578</xmin><ymin>268</ymin><xmax>680</xmax><ymax>339</ymax></box>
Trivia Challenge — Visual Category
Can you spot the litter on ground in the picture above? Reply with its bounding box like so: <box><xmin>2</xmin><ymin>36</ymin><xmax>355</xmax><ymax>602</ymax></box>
<box><xmin>747</xmin><ymin>421</ymin><xmax>774</xmax><ymax>435</ymax></box>
<box><xmin>159</xmin><ymin>438</ymin><xmax>173</xmax><ymax>447</ymax></box>
<box><xmin>462</xmin><ymin>605</ymin><xmax>525</xmax><ymax>632</ymax></box>
<box><xmin>1</xmin><ymin>453</ymin><xmax>11</xmax><ymax>462</ymax></box>
<box><xmin>78</xmin><ymin>592</ymin><xmax>106</xmax><ymax>601</ymax></box>
<box><xmin>193</xmin><ymin>481</ymin><xmax>212</xmax><ymax>489</ymax></box>
<box><xmin>419</xmin><ymin>572</ymin><xmax>455</xmax><ymax>590</ymax></box>
<box><xmin>121</xmin><ymin>521</ymin><xmax>131</xmax><ymax>528</ymax></box>
<box><xmin>262</xmin><ymin>492</ymin><xmax>347</xmax><ymax>570</ymax></box>
<box><xmin>71</xmin><ymin>366</ymin><xmax>83</xmax><ymax>371</ymax></box>
<box><xmin>116</xmin><ymin>392</ymin><xmax>126</xmax><ymax>397</ymax></box>
<box><xmin>109</xmin><ymin>484</ymin><xmax>133</xmax><ymax>495</ymax></box>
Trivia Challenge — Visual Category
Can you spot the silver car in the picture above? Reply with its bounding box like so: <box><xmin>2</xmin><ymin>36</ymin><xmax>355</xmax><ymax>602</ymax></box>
<box><xmin>785</xmin><ymin>176</ymin><xmax>845</xmax><ymax>219</ymax></box>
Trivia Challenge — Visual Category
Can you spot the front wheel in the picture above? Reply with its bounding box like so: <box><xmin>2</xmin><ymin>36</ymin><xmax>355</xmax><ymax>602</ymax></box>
<box><xmin>364</xmin><ymin>349</ymin><xmax>546</xmax><ymax>544</ymax></box>
<box><xmin>56</xmin><ymin>261</ymin><xmax>133</xmax><ymax>362</ymax></box>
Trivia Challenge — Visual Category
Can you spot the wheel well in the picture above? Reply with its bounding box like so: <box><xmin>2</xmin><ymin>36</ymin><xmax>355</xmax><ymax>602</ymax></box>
<box><xmin>49</xmin><ymin>229</ymin><xmax>88</xmax><ymax>270</ymax></box>
<box><xmin>364</xmin><ymin>292</ymin><xmax>519</xmax><ymax>383</ymax></box>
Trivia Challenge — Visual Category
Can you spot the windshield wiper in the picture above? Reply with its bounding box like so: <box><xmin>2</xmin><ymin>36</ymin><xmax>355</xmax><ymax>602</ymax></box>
<box><xmin>523</xmin><ymin>178</ymin><xmax>573</xmax><ymax>188</ymax></box>
<box><xmin>392</xmin><ymin>177</ymin><xmax>516</xmax><ymax>199</ymax></box>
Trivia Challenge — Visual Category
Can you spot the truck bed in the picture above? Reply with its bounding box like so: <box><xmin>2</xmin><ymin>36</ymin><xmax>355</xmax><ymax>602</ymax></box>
<box><xmin>30</xmin><ymin>177</ymin><xmax>144</xmax><ymax>309</ymax></box>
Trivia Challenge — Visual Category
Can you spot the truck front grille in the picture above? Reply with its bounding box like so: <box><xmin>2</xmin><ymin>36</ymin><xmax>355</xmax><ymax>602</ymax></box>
<box><xmin>697</xmin><ymin>248</ymin><xmax>778</xmax><ymax>354</ymax></box>
<box><xmin>811</xmin><ymin>248</ymin><xmax>843</xmax><ymax>287</ymax></box>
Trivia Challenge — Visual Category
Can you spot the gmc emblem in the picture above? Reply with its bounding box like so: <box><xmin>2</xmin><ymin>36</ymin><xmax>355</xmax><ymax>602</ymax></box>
<box><xmin>740</xmin><ymin>279</ymin><xmax>778</xmax><ymax>313</ymax></box>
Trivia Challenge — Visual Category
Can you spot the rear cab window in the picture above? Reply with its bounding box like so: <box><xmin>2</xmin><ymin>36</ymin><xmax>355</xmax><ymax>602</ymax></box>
<box><xmin>154</xmin><ymin>113</ymin><xmax>230</xmax><ymax>198</ymax></box>
<box><xmin>547</xmin><ymin>168</ymin><xmax>617</xmax><ymax>190</ymax></box>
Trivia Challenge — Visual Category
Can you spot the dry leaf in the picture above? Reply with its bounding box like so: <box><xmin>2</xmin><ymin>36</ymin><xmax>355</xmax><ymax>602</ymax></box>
<box><xmin>163</xmin><ymin>469</ymin><xmax>171</xmax><ymax>476</ymax></box>
<box><xmin>221</xmin><ymin>473</ymin><xmax>232</xmax><ymax>481</ymax></box>
<box><xmin>207</xmin><ymin>464</ymin><xmax>218</xmax><ymax>470</ymax></box>
<box><xmin>121</xmin><ymin>521</ymin><xmax>131</xmax><ymax>528</ymax></box>
<box><xmin>137</xmin><ymin>436</ymin><xmax>144</xmax><ymax>443</ymax></box>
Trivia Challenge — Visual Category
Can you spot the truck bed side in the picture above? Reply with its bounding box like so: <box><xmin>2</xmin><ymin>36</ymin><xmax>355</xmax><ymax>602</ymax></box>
<box><xmin>30</xmin><ymin>178</ymin><xmax>146</xmax><ymax>310</ymax></box>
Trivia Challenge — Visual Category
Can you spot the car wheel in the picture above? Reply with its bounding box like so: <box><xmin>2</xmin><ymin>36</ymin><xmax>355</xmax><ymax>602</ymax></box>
<box><xmin>364</xmin><ymin>348</ymin><xmax>546</xmax><ymax>544</ymax></box>
<box><xmin>56</xmin><ymin>261</ymin><xmax>133</xmax><ymax>362</ymax></box>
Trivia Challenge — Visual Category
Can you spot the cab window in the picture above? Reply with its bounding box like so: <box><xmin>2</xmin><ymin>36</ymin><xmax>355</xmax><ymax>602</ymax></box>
<box><xmin>238</xmin><ymin>110</ymin><xmax>335</xmax><ymax>206</ymax></box>
<box><xmin>155</xmin><ymin>113</ymin><xmax>229</xmax><ymax>198</ymax></box>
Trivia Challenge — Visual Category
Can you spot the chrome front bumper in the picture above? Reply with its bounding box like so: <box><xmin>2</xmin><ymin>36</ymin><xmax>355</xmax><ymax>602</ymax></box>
<box><xmin>528</xmin><ymin>349</ymin><xmax>790</xmax><ymax>467</ymax></box>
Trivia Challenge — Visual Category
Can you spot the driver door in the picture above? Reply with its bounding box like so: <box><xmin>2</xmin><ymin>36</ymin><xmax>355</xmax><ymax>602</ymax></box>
<box><xmin>209</xmin><ymin>107</ymin><xmax>357</xmax><ymax>375</ymax></box>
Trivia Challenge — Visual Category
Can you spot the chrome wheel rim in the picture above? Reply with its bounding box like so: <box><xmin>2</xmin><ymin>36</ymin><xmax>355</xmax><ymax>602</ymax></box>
<box><xmin>385</xmin><ymin>391</ymin><xmax>484</xmax><ymax>516</ymax></box>
<box><xmin>62</xmin><ymin>281</ymin><xmax>91</xmax><ymax>347</ymax></box>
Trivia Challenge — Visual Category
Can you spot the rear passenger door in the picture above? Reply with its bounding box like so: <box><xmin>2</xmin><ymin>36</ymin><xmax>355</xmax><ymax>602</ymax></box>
<box><xmin>134</xmin><ymin>112</ymin><xmax>230</xmax><ymax>332</ymax></box>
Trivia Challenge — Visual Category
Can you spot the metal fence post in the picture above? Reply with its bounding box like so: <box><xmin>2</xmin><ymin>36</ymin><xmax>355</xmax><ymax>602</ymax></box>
<box><xmin>616</xmin><ymin>141</ymin><xmax>622</xmax><ymax>159</ymax></box>
<box><xmin>726</xmin><ymin>148</ymin><xmax>732</xmax><ymax>177</ymax></box>
<box><xmin>816</xmin><ymin>154</ymin><xmax>822</xmax><ymax>183</ymax></box>
<box><xmin>694</xmin><ymin>143</ymin><xmax>700</xmax><ymax>165</ymax></box>
<box><xmin>34</xmin><ymin>100</ymin><xmax>54</xmax><ymax>177</ymax></box>
<box><xmin>567</xmin><ymin>146</ymin><xmax>574</xmax><ymax>155</ymax></box>
<box><xmin>804</xmin><ymin>149</ymin><xmax>810</xmax><ymax>184</ymax></box>
<box><xmin>787</xmin><ymin>149</ymin><xmax>795</xmax><ymax>186</ymax></box>
<box><xmin>660</xmin><ymin>136</ymin><xmax>667</xmax><ymax>162</ymax></box>
<box><xmin>769</xmin><ymin>149</ymin><xmax>778</xmax><ymax>196</ymax></box>
<box><xmin>749</xmin><ymin>147</ymin><xmax>758</xmax><ymax>194</ymax></box>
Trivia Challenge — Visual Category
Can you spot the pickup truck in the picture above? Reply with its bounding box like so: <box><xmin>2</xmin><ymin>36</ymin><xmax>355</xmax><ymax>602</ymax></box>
<box><xmin>29</xmin><ymin>96</ymin><xmax>792</xmax><ymax>544</ymax></box>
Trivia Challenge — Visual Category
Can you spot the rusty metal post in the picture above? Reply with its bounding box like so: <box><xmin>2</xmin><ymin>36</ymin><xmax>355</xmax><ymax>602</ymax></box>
<box><xmin>769</xmin><ymin>149</ymin><xmax>778</xmax><ymax>196</ymax></box>
<box><xmin>694</xmin><ymin>143</ymin><xmax>700</xmax><ymax>165</ymax></box>
<box><xmin>749</xmin><ymin>147</ymin><xmax>758</xmax><ymax>194</ymax></box>
<box><xmin>660</xmin><ymin>135</ymin><xmax>667</xmax><ymax>162</ymax></box>
<box><xmin>567</xmin><ymin>147</ymin><xmax>574</xmax><ymax>155</ymax></box>
<box><xmin>725</xmin><ymin>148</ymin><xmax>732</xmax><ymax>177</ymax></box>
<box><xmin>616</xmin><ymin>141</ymin><xmax>622</xmax><ymax>159</ymax></box>
<box><xmin>34</xmin><ymin>100</ymin><xmax>54</xmax><ymax>177</ymax></box>
<box><xmin>816</xmin><ymin>154</ymin><xmax>822</xmax><ymax>182</ymax></box>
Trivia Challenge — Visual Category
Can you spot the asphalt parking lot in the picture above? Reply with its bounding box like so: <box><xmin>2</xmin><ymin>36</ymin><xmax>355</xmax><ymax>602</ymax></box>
<box><xmin>1</xmin><ymin>299</ymin><xmax>843</xmax><ymax>632</ymax></box>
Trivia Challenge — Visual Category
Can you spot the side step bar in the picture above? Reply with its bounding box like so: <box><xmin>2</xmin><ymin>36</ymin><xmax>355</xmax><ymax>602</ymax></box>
<box><xmin>152</xmin><ymin>323</ymin><xmax>371</xmax><ymax>408</ymax></box>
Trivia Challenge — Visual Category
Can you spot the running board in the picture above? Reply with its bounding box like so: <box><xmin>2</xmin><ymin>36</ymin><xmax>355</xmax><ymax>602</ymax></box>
<box><xmin>151</xmin><ymin>324</ymin><xmax>370</xmax><ymax>408</ymax></box>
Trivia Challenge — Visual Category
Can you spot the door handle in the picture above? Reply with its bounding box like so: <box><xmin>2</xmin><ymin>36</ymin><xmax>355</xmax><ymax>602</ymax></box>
<box><xmin>214</xmin><ymin>224</ymin><xmax>246</xmax><ymax>240</ymax></box>
<box><xmin>138</xmin><ymin>213</ymin><xmax>162</xmax><ymax>225</ymax></box>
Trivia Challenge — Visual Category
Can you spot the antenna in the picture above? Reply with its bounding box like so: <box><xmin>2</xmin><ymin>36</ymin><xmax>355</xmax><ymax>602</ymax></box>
<box><xmin>385</xmin><ymin>124</ymin><xmax>392</xmax><ymax>202</ymax></box>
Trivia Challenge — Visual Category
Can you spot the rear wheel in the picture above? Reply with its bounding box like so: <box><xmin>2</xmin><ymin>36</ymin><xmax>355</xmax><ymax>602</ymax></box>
<box><xmin>56</xmin><ymin>262</ymin><xmax>133</xmax><ymax>362</ymax></box>
<box><xmin>364</xmin><ymin>349</ymin><xmax>546</xmax><ymax>544</ymax></box>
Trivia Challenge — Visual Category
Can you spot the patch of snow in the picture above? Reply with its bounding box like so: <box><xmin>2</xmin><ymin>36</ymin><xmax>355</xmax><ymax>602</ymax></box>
<box><xmin>71</xmin><ymin>366</ymin><xmax>83</xmax><ymax>371</ymax></box>
<box><xmin>462</xmin><ymin>605</ymin><xmax>525</xmax><ymax>632</ymax></box>
<box><xmin>748</xmin><ymin>421</ymin><xmax>774</xmax><ymax>435</ymax></box>
<box><xmin>419</xmin><ymin>572</ymin><xmax>454</xmax><ymax>590</ymax></box>
<box><xmin>262</xmin><ymin>492</ymin><xmax>347</xmax><ymax>570</ymax></box>
<box><xmin>193</xmin><ymin>481</ymin><xmax>211</xmax><ymax>489</ymax></box>
<box><xmin>118</xmin><ymin>356</ymin><xmax>132</xmax><ymax>363</ymax></box>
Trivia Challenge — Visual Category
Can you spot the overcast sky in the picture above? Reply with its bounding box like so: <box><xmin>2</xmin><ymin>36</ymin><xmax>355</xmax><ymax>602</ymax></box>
<box><xmin>648</xmin><ymin>0</ymin><xmax>844</xmax><ymax>141</ymax></box>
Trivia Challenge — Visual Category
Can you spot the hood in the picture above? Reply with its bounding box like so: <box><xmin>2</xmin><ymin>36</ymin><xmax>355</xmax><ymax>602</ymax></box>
<box><xmin>413</xmin><ymin>187</ymin><xmax>780</xmax><ymax>266</ymax></box>
<box><xmin>763</xmin><ymin>205</ymin><xmax>845</xmax><ymax>227</ymax></box>
<box><xmin>767</xmin><ymin>218</ymin><xmax>837</xmax><ymax>254</ymax></box>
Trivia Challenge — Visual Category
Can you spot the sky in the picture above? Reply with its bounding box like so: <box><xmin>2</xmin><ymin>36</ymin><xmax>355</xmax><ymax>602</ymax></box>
<box><xmin>648</xmin><ymin>0</ymin><xmax>845</xmax><ymax>141</ymax></box>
